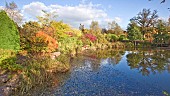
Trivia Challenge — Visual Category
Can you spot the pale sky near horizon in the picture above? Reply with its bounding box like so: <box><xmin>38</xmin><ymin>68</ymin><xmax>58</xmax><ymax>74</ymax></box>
<box><xmin>0</xmin><ymin>0</ymin><xmax>170</xmax><ymax>29</ymax></box>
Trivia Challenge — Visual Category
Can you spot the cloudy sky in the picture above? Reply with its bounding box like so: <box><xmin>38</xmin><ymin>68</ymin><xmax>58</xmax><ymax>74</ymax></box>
<box><xmin>0</xmin><ymin>0</ymin><xmax>170</xmax><ymax>29</ymax></box>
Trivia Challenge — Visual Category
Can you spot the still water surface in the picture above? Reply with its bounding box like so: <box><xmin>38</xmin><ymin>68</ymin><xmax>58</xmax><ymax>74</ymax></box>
<box><xmin>52</xmin><ymin>49</ymin><xmax>170</xmax><ymax>96</ymax></box>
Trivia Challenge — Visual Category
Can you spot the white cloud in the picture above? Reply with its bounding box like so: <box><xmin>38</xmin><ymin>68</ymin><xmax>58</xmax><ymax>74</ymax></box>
<box><xmin>104</xmin><ymin>18</ymin><xmax>114</xmax><ymax>23</ymax></box>
<box><xmin>0</xmin><ymin>6</ymin><xmax>4</xmax><ymax>10</ymax></box>
<box><xmin>114</xmin><ymin>17</ymin><xmax>122</xmax><ymax>23</ymax></box>
<box><xmin>157</xmin><ymin>17</ymin><xmax>169</xmax><ymax>21</ymax></box>
<box><xmin>22</xmin><ymin>2</ymin><xmax>110</xmax><ymax>28</ymax></box>
<box><xmin>22</xmin><ymin>2</ymin><xmax>48</xmax><ymax>20</ymax></box>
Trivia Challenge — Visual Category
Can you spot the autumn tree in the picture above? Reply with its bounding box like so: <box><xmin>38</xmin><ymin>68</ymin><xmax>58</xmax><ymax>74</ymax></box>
<box><xmin>19</xmin><ymin>21</ymin><xmax>41</xmax><ymax>50</ymax></box>
<box><xmin>37</xmin><ymin>10</ymin><xmax>57</xmax><ymax>26</ymax></box>
<box><xmin>108</xmin><ymin>21</ymin><xmax>123</xmax><ymax>36</ymax></box>
<box><xmin>35</xmin><ymin>31</ymin><xmax>58</xmax><ymax>52</ymax></box>
<box><xmin>90</xmin><ymin>21</ymin><xmax>101</xmax><ymax>33</ymax></box>
<box><xmin>89</xmin><ymin>21</ymin><xmax>108</xmax><ymax>44</ymax></box>
<box><xmin>4</xmin><ymin>1</ymin><xmax>23</xmax><ymax>26</ymax></box>
<box><xmin>131</xmin><ymin>9</ymin><xmax>158</xmax><ymax>40</ymax></box>
<box><xmin>20</xmin><ymin>21</ymin><xmax>58</xmax><ymax>52</ymax></box>
<box><xmin>37</xmin><ymin>10</ymin><xmax>58</xmax><ymax>37</ymax></box>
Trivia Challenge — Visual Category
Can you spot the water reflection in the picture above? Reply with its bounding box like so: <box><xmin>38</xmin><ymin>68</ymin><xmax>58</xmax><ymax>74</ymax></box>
<box><xmin>126</xmin><ymin>50</ymin><xmax>170</xmax><ymax>76</ymax></box>
<box><xmin>75</xmin><ymin>49</ymin><xmax>170</xmax><ymax>76</ymax></box>
<box><xmin>70</xmin><ymin>50</ymin><xmax>125</xmax><ymax>72</ymax></box>
<box><xmin>51</xmin><ymin>49</ymin><xmax>170</xmax><ymax>95</ymax></box>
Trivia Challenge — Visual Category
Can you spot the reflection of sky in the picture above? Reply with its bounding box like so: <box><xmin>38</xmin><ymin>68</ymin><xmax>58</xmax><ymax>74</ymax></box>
<box><xmin>100</xmin><ymin>58</ymin><xmax>118</xmax><ymax>66</ymax></box>
<box><xmin>74</xmin><ymin>60</ymin><xmax>93</xmax><ymax>72</ymax></box>
<box><xmin>100</xmin><ymin>58</ymin><xmax>110</xmax><ymax>66</ymax></box>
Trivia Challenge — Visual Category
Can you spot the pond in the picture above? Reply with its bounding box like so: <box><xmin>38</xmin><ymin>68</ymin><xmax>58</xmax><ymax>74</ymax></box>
<box><xmin>48</xmin><ymin>49</ymin><xmax>170</xmax><ymax>96</ymax></box>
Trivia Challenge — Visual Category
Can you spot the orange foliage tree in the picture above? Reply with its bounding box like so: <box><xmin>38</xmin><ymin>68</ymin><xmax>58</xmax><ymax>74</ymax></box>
<box><xmin>35</xmin><ymin>31</ymin><xmax>58</xmax><ymax>52</ymax></box>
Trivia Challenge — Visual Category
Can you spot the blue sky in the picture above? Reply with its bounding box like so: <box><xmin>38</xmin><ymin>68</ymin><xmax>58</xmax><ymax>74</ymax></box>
<box><xmin>0</xmin><ymin>0</ymin><xmax>170</xmax><ymax>29</ymax></box>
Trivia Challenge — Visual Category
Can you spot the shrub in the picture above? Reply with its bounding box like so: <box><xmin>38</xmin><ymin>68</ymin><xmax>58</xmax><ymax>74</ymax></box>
<box><xmin>0</xmin><ymin>10</ymin><xmax>20</xmax><ymax>50</ymax></box>
<box><xmin>51</xmin><ymin>21</ymin><xmax>82</xmax><ymax>39</ymax></box>
<box><xmin>0</xmin><ymin>56</ymin><xmax>23</xmax><ymax>71</ymax></box>
<box><xmin>112</xmin><ymin>42</ymin><xmax>125</xmax><ymax>48</ymax></box>
<box><xmin>96</xmin><ymin>33</ymin><xmax>108</xmax><ymax>44</ymax></box>
<box><xmin>119</xmin><ymin>35</ymin><xmax>127</xmax><ymax>41</ymax></box>
<box><xmin>51</xmin><ymin>21</ymin><xmax>72</xmax><ymax>39</ymax></box>
<box><xmin>106</xmin><ymin>34</ymin><xmax>119</xmax><ymax>42</ymax></box>
<box><xmin>0</xmin><ymin>49</ymin><xmax>22</xmax><ymax>71</ymax></box>
<box><xmin>84</xmin><ymin>33</ymin><xmax>97</xmax><ymax>42</ymax></box>
<box><xmin>58</xmin><ymin>37</ymin><xmax>83</xmax><ymax>54</ymax></box>
<box><xmin>19</xmin><ymin>21</ymin><xmax>41</xmax><ymax>50</ymax></box>
<box><xmin>125</xmin><ymin>42</ymin><xmax>134</xmax><ymax>48</ymax></box>
<box><xmin>0</xmin><ymin>49</ymin><xmax>15</xmax><ymax>64</ymax></box>
<box><xmin>20</xmin><ymin>22</ymin><xmax>58</xmax><ymax>52</ymax></box>
<box><xmin>35</xmin><ymin>31</ymin><xmax>58</xmax><ymax>52</ymax></box>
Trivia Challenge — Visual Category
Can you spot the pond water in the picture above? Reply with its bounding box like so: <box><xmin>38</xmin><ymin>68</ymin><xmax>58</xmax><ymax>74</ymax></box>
<box><xmin>51</xmin><ymin>49</ymin><xmax>170</xmax><ymax>96</ymax></box>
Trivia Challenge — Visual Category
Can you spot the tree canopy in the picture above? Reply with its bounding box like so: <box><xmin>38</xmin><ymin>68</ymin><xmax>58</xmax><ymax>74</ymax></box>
<box><xmin>131</xmin><ymin>9</ymin><xmax>158</xmax><ymax>40</ymax></box>
<box><xmin>153</xmin><ymin>20</ymin><xmax>170</xmax><ymax>44</ymax></box>
<box><xmin>127</xmin><ymin>21</ymin><xmax>143</xmax><ymax>41</ymax></box>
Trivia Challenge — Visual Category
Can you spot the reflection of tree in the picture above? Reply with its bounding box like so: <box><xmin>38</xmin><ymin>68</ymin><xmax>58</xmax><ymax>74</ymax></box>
<box><xmin>167</xmin><ymin>64</ymin><xmax>170</xmax><ymax>73</ymax></box>
<box><xmin>126</xmin><ymin>51</ymin><xmax>151</xmax><ymax>76</ymax></box>
<box><xmin>150</xmin><ymin>51</ymin><xmax>167</xmax><ymax>74</ymax></box>
<box><xmin>107</xmin><ymin>58</ymin><xmax>116</xmax><ymax>65</ymax></box>
<box><xmin>126</xmin><ymin>52</ymin><xmax>142</xmax><ymax>69</ymax></box>
<box><xmin>75</xmin><ymin>50</ymin><xmax>125</xmax><ymax>71</ymax></box>
<box><xmin>126</xmin><ymin>50</ymin><xmax>170</xmax><ymax>76</ymax></box>
<box><xmin>91</xmin><ymin>60</ymin><xmax>101</xmax><ymax>71</ymax></box>
<box><xmin>110</xmin><ymin>50</ymin><xmax>125</xmax><ymax>64</ymax></box>
<box><xmin>90</xmin><ymin>50</ymin><xmax>125</xmax><ymax>71</ymax></box>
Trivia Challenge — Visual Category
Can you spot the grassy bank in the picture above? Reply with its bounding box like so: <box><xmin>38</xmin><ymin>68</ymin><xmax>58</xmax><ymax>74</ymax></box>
<box><xmin>0</xmin><ymin>49</ymin><xmax>70</xmax><ymax>95</ymax></box>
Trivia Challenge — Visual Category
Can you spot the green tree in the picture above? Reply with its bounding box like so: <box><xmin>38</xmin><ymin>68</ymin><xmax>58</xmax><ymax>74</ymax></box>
<box><xmin>127</xmin><ymin>21</ymin><xmax>143</xmax><ymax>41</ymax></box>
<box><xmin>0</xmin><ymin>10</ymin><xmax>20</xmax><ymax>50</ymax></box>
<box><xmin>131</xmin><ymin>9</ymin><xmax>158</xmax><ymax>40</ymax></box>
<box><xmin>153</xmin><ymin>20</ymin><xmax>170</xmax><ymax>45</ymax></box>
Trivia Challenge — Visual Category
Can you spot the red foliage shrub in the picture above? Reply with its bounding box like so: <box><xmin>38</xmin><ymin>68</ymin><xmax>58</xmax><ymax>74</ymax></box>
<box><xmin>84</xmin><ymin>33</ymin><xmax>97</xmax><ymax>42</ymax></box>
